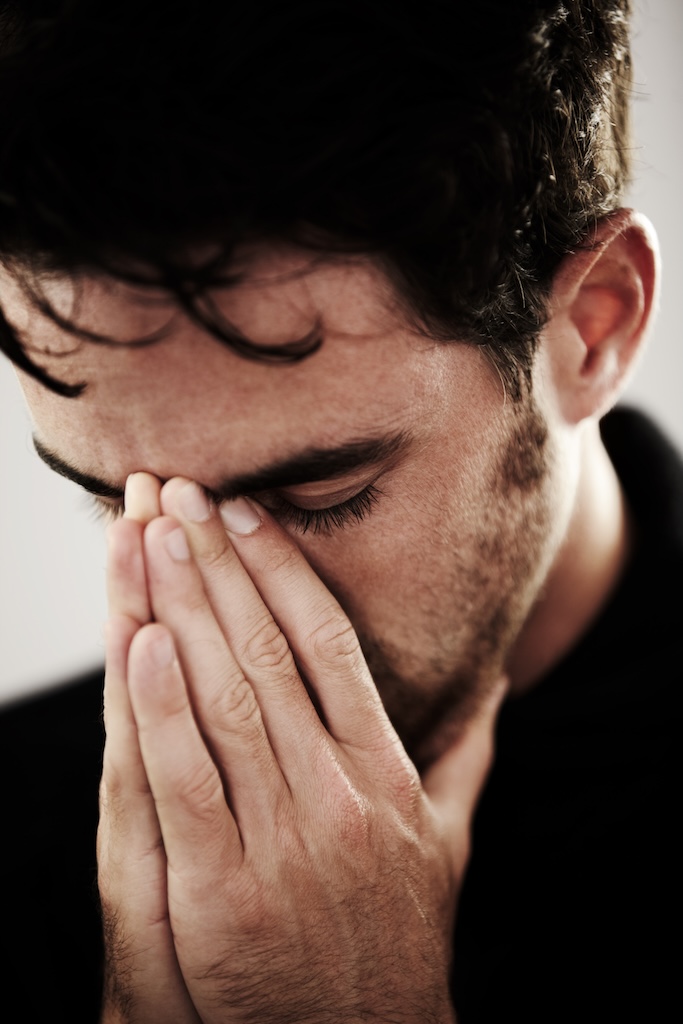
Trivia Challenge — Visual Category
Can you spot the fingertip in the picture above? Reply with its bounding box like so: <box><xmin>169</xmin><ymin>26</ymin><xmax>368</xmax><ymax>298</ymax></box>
<box><xmin>219</xmin><ymin>495</ymin><xmax>263</xmax><ymax>536</ymax></box>
<box><xmin>129</xmin><ymin>622</ymin><xmax>177</xmax><ymax>676</ymax></box>
<box><xmin>159</xmin><ymin>476</ymin><xmax>192</xmax><ymax>516</ymax></box>
<box><xmin>124</xmin><ymin>472</ymin><xmax>163</xmax><ymax>524</ymax></box>
<box><xmin>127</xmin><ymin>624</ymin><xmax>187</xmax><ymax>726</ymax></box>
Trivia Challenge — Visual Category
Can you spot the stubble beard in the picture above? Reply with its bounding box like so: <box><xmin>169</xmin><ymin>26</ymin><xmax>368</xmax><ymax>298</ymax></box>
<box><xmin>355</xmin><ymin>398</ymin><xmax>556</xmax><ymax>772</ymax></box>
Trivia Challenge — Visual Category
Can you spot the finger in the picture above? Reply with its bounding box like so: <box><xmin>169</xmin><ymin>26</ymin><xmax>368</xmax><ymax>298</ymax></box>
<box><xmin>218</xmin><ymin>495</ymin><xmax>393</xmax><ymax>754</ymax></box>
<box><xmin>159</xmin><ymin>479</ymin><xmax>328</xmax><ymax>766</ymax></box>
<box><xmin>127</xmin><ymin>621</ymin><xmax>243</xmax><ymax>883</ymax></box>
<box><xmin>422</xmin><ymin>677</ymin><xmax>508</xmax><ymax>851</ymax></box>
<box><xmin>99</xmin><ymin>615</ymin><xmax>199</xmax><ymax>1023</ymax></box>
<box><xmin>124</xmin><ymin>471</ymin><xmax>163</xmax><ymax>524</ymax></box>
<box><xmin>141</xmin><ymin>517</ymin><xmax>290</xmax><ymax>833</ymax></box>
<box><xmin>106</xmin><ymin>517</ymin><xmax>151</xmax><ymax>624</ymax></box>
<box><xmin>101</xmin><ymin>616</ymin><xmax>158</xmax><ymax>853</ymax></box>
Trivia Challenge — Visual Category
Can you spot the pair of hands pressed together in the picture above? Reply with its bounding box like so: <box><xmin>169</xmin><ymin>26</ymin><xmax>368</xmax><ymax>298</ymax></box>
<box><xmin>98</xmin><ymin>472</ymin><xmax>506</xmax><ymax>1024</ymax></box>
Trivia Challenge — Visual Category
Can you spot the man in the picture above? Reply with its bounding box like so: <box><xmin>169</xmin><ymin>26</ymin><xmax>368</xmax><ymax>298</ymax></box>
<box><xmin>0</xmin><ymin>1</ymin><xmax>679</xmax><ymax>1022</ymax></box>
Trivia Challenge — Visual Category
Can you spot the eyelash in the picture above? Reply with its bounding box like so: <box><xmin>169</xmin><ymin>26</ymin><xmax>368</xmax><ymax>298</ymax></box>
<box><xmin>265</xmin><ymin>484</ymin><xmax>381</xmax><ymax>535</ymax></box>
<box><xmin>87</xmin><ymin>483</ymin><xmax>381</xmax><ymax>535</ymax></box>
<box><xmin>87</xmin><ymin>496</ymin><xmax>123</xmax><ymax>525</ymax></box>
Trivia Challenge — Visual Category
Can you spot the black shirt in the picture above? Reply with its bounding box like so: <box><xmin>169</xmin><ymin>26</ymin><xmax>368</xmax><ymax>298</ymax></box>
<box><xmin>452</xmin><ymin>406</ymin><xmax>683</xmax><ymax>1022</ymax></box>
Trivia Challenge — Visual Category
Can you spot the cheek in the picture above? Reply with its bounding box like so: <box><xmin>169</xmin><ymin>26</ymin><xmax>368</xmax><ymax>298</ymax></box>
<box><xmin>296</xmin><ymin>419</ymin><xmax>552</xmax><ymax>664</ymax></box>
<box><xmin>296</xmin><ymin>424</ymin><xmax>498</xmax><ymax>621</ymax></box>
<box><xmin>297</xmin><ymin>492</ymin><xmax>461</xmax><ymax>636</ymax></box>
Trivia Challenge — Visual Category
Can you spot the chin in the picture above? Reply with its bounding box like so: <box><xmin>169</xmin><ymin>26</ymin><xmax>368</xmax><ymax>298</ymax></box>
<box><xmin>356</xmin><ymin>559</ymin><xmax>545</xmax><ymax>771</ymax></box>
<box><xmin>357</xmin><ymin>626</ymin><xmax>511</xmax><ymax>773</ymax></box>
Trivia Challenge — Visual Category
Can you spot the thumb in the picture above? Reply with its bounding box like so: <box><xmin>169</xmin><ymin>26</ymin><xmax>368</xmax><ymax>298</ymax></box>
<box><xmin>422</xmin><ymin>676</ymin><xmax>508</xmax><ymax>844</ymax></box>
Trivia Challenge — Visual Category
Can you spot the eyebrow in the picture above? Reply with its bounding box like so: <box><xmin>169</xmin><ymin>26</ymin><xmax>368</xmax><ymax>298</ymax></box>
<box><xmin>32</xmin><ymin>431</ymin><xmax>412</xmax><ymax>504</ymax></box>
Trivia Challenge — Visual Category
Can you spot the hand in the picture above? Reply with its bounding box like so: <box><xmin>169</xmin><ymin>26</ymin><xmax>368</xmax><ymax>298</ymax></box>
<box><xmin>97</xmin><ymin>475</ymin><xmax>506</xmax><ymax>1024</ymax></box>
<box><xmin>98</xmin><ymin>473</ymin><xmax>202</xmax><ymax>1023</ymax></box>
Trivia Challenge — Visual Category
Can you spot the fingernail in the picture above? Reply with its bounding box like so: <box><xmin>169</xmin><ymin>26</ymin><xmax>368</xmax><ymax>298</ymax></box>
<box><xmin>164</xmin><ymin>526</ymin><xmax>191</xmax><ymax>560</ymax></box>
<box><xmin>178</xmin><ymin>481</ymin><xmax>211</xmax><ymax>523</ymax></box>
<box><xmin>219</xmin><ymin>496</ymin><xmax>262</xmax><ymax>536</ymax></box>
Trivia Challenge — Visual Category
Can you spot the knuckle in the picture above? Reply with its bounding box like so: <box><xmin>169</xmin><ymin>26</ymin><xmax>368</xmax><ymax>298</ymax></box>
<box><xmin>170</xmin><ymin>760</ymin><xmax>224</xmax><ymax>821</ymax></box>
<box><xmin>210</xmin><ymin>673</ymin><xmax>263</xmax><ymax>731</ymax></box>
<box><xmin>242</xmin><ymin>616</ymin><xmax>293</xmax><ymax>674</ymax></box>
<box><xmin>98</xmin><ymin>762</ymin><xmax>131</xmax><ymax>825</ymax></box>
<box><xmin>197</xmin><ymin>532</ymin><xmax>230</xmax><ymax>574</ymax></box>
<box><xmin>99</xmin><ymin>763</ymin><xmax>121</xmax><ymax>810</ymax></box>
<box><xmin>309</xmin><ymin>611</ymin><xmax>359</xmax><ymax>667</ymax></box>
<box><xmin>96</xmin><ymin>783</ymin><xmax>131</xmax><ymax>875</ymax></box>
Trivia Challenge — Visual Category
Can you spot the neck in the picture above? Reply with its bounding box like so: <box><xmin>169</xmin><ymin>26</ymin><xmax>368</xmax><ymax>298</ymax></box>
<box><xmin>506</xmin><ymin>421</ymin><xmax>633</xmax><ymax>696</ymax></box>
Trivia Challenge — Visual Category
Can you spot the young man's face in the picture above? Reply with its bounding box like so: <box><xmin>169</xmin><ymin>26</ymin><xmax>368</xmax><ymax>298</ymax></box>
<box><xmin>5</xmin><ymin>248</ymin><xmax>570</xmax><ymax>765</ymax></box>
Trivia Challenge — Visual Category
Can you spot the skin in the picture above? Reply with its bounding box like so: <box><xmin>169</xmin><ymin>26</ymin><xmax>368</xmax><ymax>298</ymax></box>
<box><xmin>5</xmin><ymin>250</ymin><xmax>567</xmax><ymax>760</ymax></box>
<box><xmin>0</xmin><ymin>211</ymin><xmax>658</xmax><ymax>1020</ymax></box>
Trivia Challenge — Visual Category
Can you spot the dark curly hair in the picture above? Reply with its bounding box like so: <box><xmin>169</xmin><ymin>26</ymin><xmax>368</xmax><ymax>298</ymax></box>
<box><xmin>0</xmin><ymin>0</ymin><xmax>632</xmax><ymax>398</ymax></box>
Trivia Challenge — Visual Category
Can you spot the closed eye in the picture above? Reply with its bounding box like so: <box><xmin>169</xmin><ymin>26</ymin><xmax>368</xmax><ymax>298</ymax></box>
<box><xmin>257</xmin><ymin>484</ymin><xmax>381</xmax><ymax>535</ymax></box>
<box><xmin>87</xmin><ymin>484</ymin><xmax>382</xmax><ymax>535</ymax></box>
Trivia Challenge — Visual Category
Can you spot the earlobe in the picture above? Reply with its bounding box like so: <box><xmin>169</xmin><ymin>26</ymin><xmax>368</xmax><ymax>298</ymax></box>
<box><xmin>543</xmin><ymin>209</ymin><xmax>660</xmax><ymax>425</ymax></box>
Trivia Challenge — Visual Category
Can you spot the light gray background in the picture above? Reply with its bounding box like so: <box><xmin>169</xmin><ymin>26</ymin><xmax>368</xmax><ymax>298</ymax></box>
<box><xmin>1</xmin><ymin>0</ymin><xmax>681</xmax><ymax>705</ymax></box>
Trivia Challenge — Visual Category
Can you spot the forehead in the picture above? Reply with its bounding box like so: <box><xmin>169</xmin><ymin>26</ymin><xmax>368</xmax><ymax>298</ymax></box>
<box><xmin>4</xmin><ymin>249</ymin><xmax>495</xmax><ymax>486</ymax></box>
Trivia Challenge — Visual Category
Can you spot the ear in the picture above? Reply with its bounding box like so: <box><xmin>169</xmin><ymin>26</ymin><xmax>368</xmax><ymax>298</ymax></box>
<box><xmin>540</xmin><ymin>209</ymin><xmax>660</xmax><ymax>425</ymax></box>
